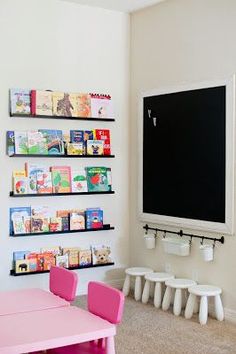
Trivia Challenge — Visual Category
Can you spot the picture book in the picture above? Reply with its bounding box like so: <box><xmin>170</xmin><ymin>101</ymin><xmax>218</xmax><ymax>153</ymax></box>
<box><xmin>43</xmin><ymin>252</ymin><xmax>55</xmax><ymax>270</ymax></box>
<box><xmin>67</xmin><ymin>142</ymin><xmax>84</xmax><ymax>155</ymax></box>
<box><xmin>27</xmin><ymin>130</ymin><xmax>48</xmax><ymax>155</ymax></box>
<box><xmin>107</xmin><ymin>167</ymin><xmax>112</xmax><ymax>189</ymax></box>
<box><xmin>77</xmin><ymin>93</ymin><xmax>91</xmax><ymax>117</ymax></box>
<box><xmin>56</xmin><ymin>254</ymin><xmax>69</xmax><ymax>268</ymax></box>
<box><xmin>70</xmin><ymin>211</ymin><xmax>85</xmax><ymax>230</ymax></box>
<box><xmin>61</xmin><ymin>216</ymin><xmax>69</xmax><ymax>231</ymax></box>
<box><xmin>12</xmin><ymin>170</ymin><xmax>26</xmax><ymax>178</ymax></box>
<box><xmin>49</xmin><ymin>217</ymin><xmax>62</xmax><ymax>232</ymax></box>
<box><xmin>71</xmin><ymin>169</ymin><xmax>88</xmax><ymax>193</ymax></box>
<box><xmin>36</xmin><ymin>253</ymin><xmax>45</xmax><ymax>271</ymax></box>
<box><xmin>25</xmin><ymin>163</ymin><xmax>48</xmax><ymax>194</ymax></box>
<box><xmin>87</xmin><ymin>140</ymin><xmax>104</xmax><ymax>155</ymax></box>
<box><xmin>13</xmin><ymin>217</ymin><xmax>26</xmax><ymax>235</ymax></box>
<box><xmin>90</xmin><ymin>93</ymin><xmax>114</xmax><ymax>119</ymax></box>
<box><xmin>91</xmin><ymin>244</ymin><xmax>112</xmax><ymax>265</ymax></box>
<box><xmin>13</xmin><ymin>250</ymin><xmax>31</xmax><ymax>262</ymax></box>
<box><xmin>23</xmin><ymin>216</ymin><xmax>31</xmax><ymax>233</ymax></box>
<box><xmin>13</xmin><ymin>176</ymin><xmax>28</xmax><ymax>195</ymax></box>
<box><xmin>51</xmin><ymin>166</ymin><xmax>71</xmax><ymax>193</ymax></box>
<box><xmin>31</xmin><ymin>205</ymin><xmax>52</xmax><ymax>218</ymax></box>
<box><xmin>40</xmin><ymin>247</ymin><xmax>61</xmax><ymax>256</ymax></box>
<box><xmin>78</xmin><ymin>249</ymin><xmax>92</xmax><ymax>266</ymax></box>
<box><xmin>14</xmin><ymin>131</ymin><xmax>28</xmax><ymax>154</ymax></box>
<box><xmin>86</xmin><ymin>166</ymin><xmax>111</xmax><ymax>192</ymax></box>
<box><xmin>70</xmin><ymin>130</ymin><xmax>84</xmax><ymax>144</ymax></box>
<box><xmin>52</xmin><ymin>92</ymin><xmax>78</xmax><ymax>117</ymax></box>
<box><xmin>25</xmin><ymin>254</ymin><xmax>37</xmax><ymax>272</ymax></box>
<box><xmin>95</xmin><ymin>129</ymin><xmax>111</xmax><ymax>155</ymax></box>
<box><xmin>36</xmin><ymin>172</ymin><xmax>53</xmax><ymax>194</ymax></box>
<box><xmin>39</xmin><ymin>129</ymin><xmax>64</xmax><ymax>155</ymax></box>
<box><xmin>31</xmin><ymin>90</ymin><xmax>53</xmax><ymax>116</ymax></box>
<box><xmin>10</xmin><ymin>207</ymin><xmax>31</xmax><ymax>235</ymax></box>
<box><xmin>7</xmin><ymin>131</ymin><xmax>15</xmax><ymax>156</ymax></box>
<box><xmin>10</xmin><ymin>88</ymin><xmax>31</xmax><ymax>115</ymax></box>
<box><xmin>56</xmin><ymin>210</ymin><xmax>70</xmax><ymax>217</ymax></box>
<box><xmin>86</xmin><ymin>208</ymin><xmax>103</xmax><ymax>229</ymax></box>
<box><xmin>84</xmin><ymin>130</ymin><xmax>94</xmax><ymax>142</ymax></box>
<box><xmin>63</xmin><ymin>247</ymin><xmax>80</xmax><ymax>267</ymax></box>
<box><xmin>31</xmin><ymin>217</ymin><xmax>49</xmax><ymax>233</ymax></box>
<box><xmin>15</xmin><ymin>259</ymin><xmax>30</xmax><ymax>273</ymax></box>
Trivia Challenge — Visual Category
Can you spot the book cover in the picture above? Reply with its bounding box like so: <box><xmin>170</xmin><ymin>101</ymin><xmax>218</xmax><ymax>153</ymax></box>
<box><xmin>23</xmin><ymin>216</ymin><xmax>31</xmax><ymax>233</ymax></box>
<box><xmin>13</xmin><ymin>176</ymin><xmax>28</xmax><ymax>195</ymax></box>
<box><xmin>49</xmin><ymin>217</ymin><xmax>62</xmax><ymax>232</ymax></box>
<box><xmin>51</xmin><ymin>166</ymin><xmax>71</xmax><ymax>193</ymax></box>
<box><xmin>14</xmin><ymin>131</ymin><xmax>28</xmax><ymax>154</ymax></box>
<box><xmin>25</xmin><ymin>254</ymin><xmax>37</xmax><ymax>272</ymax></box>
<box><xmin>7</xmin><ymin>131</ymin><xmax>15</xmax><ymax>156</ymax></box>
<box><xmin>25</xmin><ymin>163</ymin><xmax>48</xmax><ymax>194</ymax></box>
<box><xmin>13</xmin><ymin>217</ymin><xmax>26</xmax><ymax>235</ymax></box>
<box><xmin>70</xmin><ymin>211</ymin><xmax>85</xmax><ymax>230</ymax></box>
<box><xmin>90</xmin><ymin>93</ymin><xmax>114</xmax><ymax>119</ymax></box>
<box><xmin>10</xmin><ymin>88</ymin><xmax>31</xmax><ymax>115</ymax></box>
<box><xmin>63</xmin><ymin>247</ymin><xmax>80</xmax><ymax>267</ymax></box>
<box><xmin>52</xmin><ymin>92</ymin><xmax>77</xmax><ymax>117</ymax></box>
<box><xmin>37</xmin><ymin>253</ymin><xmax>45</xmax><ymax>271</ymax></box>
<box><xmin>56</xmin><ymin>254</ymin><xmax>69</xmax><ymax>268</ymax></box>
<box><xmin>95</xmin><ymin>129</ymin><xmax>111</xmax><ymax>155</ymax></box>
<box><xmin>56</xmin><ymin>210</ymin><xmax>70</xmax><ymax>218</ymax></box>
<box><xmin>70</xmin><ymin>130</ymin><xmax>84</xmax><ymax>143</ymax></box>
<box><xmin>91</xmin><ymin>244</ymin><xmax>112</xmax><ymax>265</ymax></box>
<box><xmin>12</xmin><ymin>170</ymin><xmax>26</xmax><ymax>178</ymax></box>
<box><xmin>40</xmin><ymin>247</ymin><xmax>61</xmax><ymax>256</ymax></box>
<box><xmin>71</xmin><ymin>169</ymin><xmax>88</xmax><ymax>193</ymax></box>
<box><xmin>39</xmin><ymin>129</ymin><xmax>64</xmax><ymax>155</ymax></box>
<box><xmin>31</xmin><ymin>205</ymin><xmax>52</xmax><ymax>218</ymax></box>
<box><xmin>31</xmin><ymin>90</ymin><xmax>53</xmax><ymax>116</ymax></box>
<box><xmin>67</xmin><ymin>142</ymin><xmax>84</xmax><ymax>155</ymax></box>
<box><xmin>86</xmin><ymin>208</ymin><xmax>103</xmax><ymax>229</ymax></box>
<box><xmin>13</xmin><ymin>250</ymin><xmax>30</xmax><ymax>262</ymax></box>
<box><xmin>31</xmin><ymin>216</ymin><xmax>49</xmax><ymax>233</ymax></box>
<box><xmin>10</xmin><ymin>207</ymin><xmax>31</xmax><ymax>235</ymax></box>
<box><xmin>27</xmin><ymin>130</ymin><xmax>48</xmax><ymax>155</ymax></box>
<box><xmin>84</xmin><ymin>130</ymin><xmax>94</xmax><ymax>142</ymax></box>
<box><xmin>87</xmin><ymin>140</ymin><xmax>104</xmax><ymax>155</ymax></box>
<box><xmin>15</xmin><ymin>259</ymin><xmax>30</xmax><ymax>273</ymax></box>
<box><xmin>77</xmin><ymin>93</ymin><xmax>91</xmax><ymax>117</ymax></box>
<box><xmin>36</xmin><ymin>172</ymin><xmax>53</xmax><ymax>194</ymax></box>
<box><xmin>86</xmin><ymin>166</ymin><xmax>110</xmax><ymax>192</ymax></box>
<box><xmin>61</xmin><ymin>216</ymin><xmax>69</xmax><ymax>231</ymax></box>
<box><xmin>78</xmin><ymin>249</ymin><xmax>92</xmax><ymax>266</ymax></box>
<box><xmin>43</xmin><ymin>252</ymin><xmax>56</xmax><ymax>270</ymax></box>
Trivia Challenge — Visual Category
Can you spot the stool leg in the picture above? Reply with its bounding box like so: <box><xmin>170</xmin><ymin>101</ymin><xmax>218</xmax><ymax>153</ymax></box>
<box><xmin>193</xmin><ymin>298</ymin><xmax>199</xmax><ymax>314</ymax></box>
<box><xmin>122</xmin><ymin>274</ymin><xmax>131</xmax><ymax>296</ymax></box>
<box><xmin>162</xmin><ymin>286</ymin><xmax>172</xmax><ymax>311</ymax></box>
<box><xmin>214</xmin><ymin>295</ymin><xmax>224</xmax><ymax>321</ymax></box>
<box><xmin>199</xmin><ymin>296</ymin><xmax>208</xmax><ymax>325</ymax></box>
<box><xmin>142</xmin><ymin>280</ymin><xmax>150</xmax><ymax>304</ymax></box>
<box><xmin>185</xmin><ymin>293</ymin><xmax>196</xmax><ymax>319</ymax></box>
<box><xmin>173</xmin><ymin>289</ymin><xmax>182</xmax><ymax>316</ymax></box>
<box><xmin>134</xmin><ymin>276</ymin><xmax>142</xmax><ymax>301</ymax></box>
<box><xmin>154</xmin><ymin>282</ymin><xmax>162</xmax><ymax>308</ymax></box>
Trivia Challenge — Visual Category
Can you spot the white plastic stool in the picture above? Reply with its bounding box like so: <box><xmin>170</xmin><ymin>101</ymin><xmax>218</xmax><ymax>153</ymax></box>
<box><xmin>185</xmin><ymin>285</ymin><xmax>224</xmax><ymax>325</ymax></box>
<box><xmin>122</xmin><ymin>267</ymin><xmax>153</xmax><ymax>301</ymax></box>
<box><xmin>142</xmin><ymin>272</ymin><xmax>175</xmax><ymax>308</ymax></box>
<box><xmin>162</xmin><ymin>278</ymin><xmax>196</xmax><ymax>316</ymax></box>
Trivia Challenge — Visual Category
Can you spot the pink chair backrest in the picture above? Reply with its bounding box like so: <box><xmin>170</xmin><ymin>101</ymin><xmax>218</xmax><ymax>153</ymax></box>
<box><xmin>49</xmin><ymin>266</ymin><xmax>78</xmax><ymax>302</ymax></box>
<box><xmin>88</xmin><ymin>281</ymin><xmax>125</xmax><ymax>324</ymax></box>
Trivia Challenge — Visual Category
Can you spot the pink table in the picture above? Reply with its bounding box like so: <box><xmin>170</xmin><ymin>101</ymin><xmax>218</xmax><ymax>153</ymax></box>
<box><xmin>0</xmin><ymin>306</ymin><xmax>116</xmax><ymax>354</ymax></box>
<box><xmin>0</xmin><ymin>288</ymin><xmax>69</xmax><ymax>315</ymax></box>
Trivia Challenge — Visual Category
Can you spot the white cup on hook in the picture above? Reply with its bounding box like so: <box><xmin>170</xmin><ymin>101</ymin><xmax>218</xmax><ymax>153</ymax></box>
<box><xmin>144</xmin><ymin>232</ymin><xmax>156</xmax><ymax>249</ymax></box>
<box><xmin>199</xmin><ymin>243</ymin><xmax>214</xmax><ymax>262</ymax></box>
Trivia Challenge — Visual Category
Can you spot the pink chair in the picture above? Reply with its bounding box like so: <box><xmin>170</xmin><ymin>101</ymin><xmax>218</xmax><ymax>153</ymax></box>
<box><xmin>49</xmin><ymin>266</ymin><xmax>78</xmax><ymax>302</ymax></box>
<box><xmin>47</xmin><ymin>281</ymin><xmax>125</xmax><ymax>354</ymax></box>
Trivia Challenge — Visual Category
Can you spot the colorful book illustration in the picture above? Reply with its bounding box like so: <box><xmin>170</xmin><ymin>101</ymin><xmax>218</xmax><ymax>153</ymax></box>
<box><xmin>70</xmin><ymin>130</ymin><xmax>84</xmax><ymax>144</ymax></box>
<box><xmin>13</xmin><ymin>217</ymin><xmax>26</xmax><ymax>234</ymax></box>
<box><xmin>84</xmin><ymin>130</ymin><xmax>94</xmax><ymax>142</ymax></box>
<box><xmin>78</xmin><ymin>249</ymin><xmax>92</xmax><ymax>266</ymax></box>
<box><xmin>91</xmin><ymin>245</ymin><xmax>112</xmax><ymax>265</ymax></box>
<box><xmin>14</xmin><ymin>131</ymin><xmax>28</xmax><ymax>154</ymax></box>
<box><xmin>77</xmin><ymin>93</ymin><xmax>91</xmax><ymax>117</ymax></box>
<box><xmin>86</xmin><ymin>208</ymin><xmax>103</xmax><ymax>229</ymax></box>
<box><xmin>51</xmin><ymin>166</ymin><xmax>71</xmax><ymax>193</ymax></box>
<box><xmin>56</xmin><ymin>254</ymin><xmax>69</xmax><ymax>268</ymax></box>
<box><xmin>67</xmin><ymin>143</ymin><xmax>84</xmax><ymax>155</ymax></box>
<box><xmin>40</xmin><ymin>247</ymin><xmax>62</xmax><ymax>256</ymax></box>
<box><xmin>10</xmin><ymin>88</ymin><xmax>31</xmax><ymax>115</ymax></box>
<box><xmin>13</xmin><ymin>176</ymin><xmax>28</xmax><ymax>195</ymax></box>
<box><xmin>7</xmin><ymin>131</ymin><xmax>15</xmax><ymax>156</ymax></box>
<box><xmin>63</xmin><ymin>247</ymin><xmax>80</xmax><ymax>268</ymax></box>
<box><xmin>31</xmin><ymin>205</ymin><xmax>52</xmax><ymax>218</ymax></box>
<box><xmin>95</xmin><ymin>129</ymin><xmax>111</xmax><ymax>155</ymax></box>
<box><xmin>49</xmin><ymin>217</ymin><xmax>62</xmax><ymax>232</ymax></box>
<box><xmin>31</xmin><ymin>90</ymin><xmax>53</xmax><ymax>116</ymax></box>
<box><xmin>15</xmin><ymin>259</ymin><xmax>30</xmax><ymax>273</ymax></box>
<box><xmin>36</xmin><ymin>172</ymin><xmax>53</xmax><ymax>194</ymax></box>
<box><xmin>71</xmin><ymin>169</ymin><xmax>88</xmax><ymax>193</ymax></box>
<box><xmin>26</xmin><ymin>254</ymin><xmax>38</xmax><ymax>272</ymax></box>
<box><xmin>27</xmin><ymin>130</ymin><xmax>48</xmax><ymax>154</ymax></box>
<box><xmin>87</xmin><ymin>140</ymin><xmax>104</xmax><ymax>155</ymax></box>
<box><xmin>90</xmin><ymin>93</ymin><xmax>114</xmax><ymax>119</ymax></box>
<box><xmin>86</xmin><ymin>167</ymin><xmax>111</xmax><ymax>192</ymax></box>
<box><xmin>52</xmin><ymin>92</ymin><xmax>78</xmax><ymax>117</ymax></box>
<box><xmin>43</xmin><ymin>253</ymin><xmax>56</xmax><ymax>270</ymax></box>
<box><xmin>39</xmin><ymin>129</ymin><xmax>64</xmax><ymax>155</ymax></box>
<box><xmin>70</xmin><ymin>210</ymin><xmax>85</xmax><ymax>230</ymax></box>
<box><xmin>10</xmin><ymin>207</ymin><xmax>31</xmax><ymax>235</ymax></box>
<box><xmin>25</xmin><ymin>163</ymin><xmax>48</xmax><ymax>194</ymax></box>
<box><xmin>31</xmin><ymin>216</ymin><xmax>49</xmax><ymax>233</ymax></box>
<box><xmin>61</xmin><ymin>216</ymin><xmax>69</xmax><ymax>231</ymax></box>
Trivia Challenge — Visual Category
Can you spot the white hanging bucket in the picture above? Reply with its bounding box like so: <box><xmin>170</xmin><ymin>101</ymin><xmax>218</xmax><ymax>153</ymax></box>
<box><xmin>199</xmin><ymin>244</ymin><xmax>214</xmax><ymax>262</ymax></box>
<box><xmin>144</xmin><ymin>235</ymin><xmax>156</xmax><ymax>249</ymax></box>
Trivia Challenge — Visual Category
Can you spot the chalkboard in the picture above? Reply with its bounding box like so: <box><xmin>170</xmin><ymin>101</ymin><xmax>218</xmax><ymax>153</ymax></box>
<box><xmin>140</xmin><ymin>79</ymin><xmax>235</xmax><ymax>234</ymax></box>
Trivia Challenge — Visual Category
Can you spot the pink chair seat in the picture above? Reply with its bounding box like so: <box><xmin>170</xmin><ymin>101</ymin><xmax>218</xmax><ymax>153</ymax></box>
<box><xmin>47</xmin><ymin>340</ymin><xmax>106</xmax><ymax>354</ymax></box>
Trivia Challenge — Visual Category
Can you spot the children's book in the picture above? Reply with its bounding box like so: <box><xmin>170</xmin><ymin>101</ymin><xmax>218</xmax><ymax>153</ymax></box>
<box><xmin>13</xmin><ymin>250</ymin><xmax>31</xmax><ymax>262</ymax></box>
<box><xmin>43</xmin><ymin>252</ymin><xmax>56</xmax><ymax>270</ymax></box>
<box><xmin>31</xmin><ymin>206</ymin><xmax>52</xmax><ymax>218</ymax></box>
<box><xmin>40</xmin><ymin>247</ymin><xmax>61</xmax><ymax>256</ymax></box>
<box><xmin>84</xmin><ymin>130</ymin><xmax>94</xmax><ymax>143</ymax></box>
<box><xmin>25</xmin><ymin>163</ymin><xmax>48</xmax><ymax>194</ymax></box>
<box><xmin>10</xmin><ymin>88</ymin><xmax>31</xmax><ymax>115</ymax></box>
<box><xmin>52</xmin><ymin>92</ymin><xmax>78</xmax><ymax>117</ymax></box>
<box><xmin>95</xmin><ymin>129</ymin><xmax>111</xmax><ymax>155</ymax></box>
<box><xmin>67</xmin><ymin>142</ymin><xmax>84</xmax><ymax>155</ymax></box>
<box><xmin>90</xmin><ymin>93</ymin><xmax>114</xmax><ymax>119</ymax></box>
<box><xmin>15</xmin><ymin>259</ymin><xmax>30</xmax><ymax>273</ymax></box>
<box><xmin>78</xmin><ymin>249</ymin><xmax>92</xmax><ymax>266</ymax></box>
<box><xmin>86</xmin><ymin>208</ymin><xmax>103</xmax><ymax>229</ymax></box>
<box><xmin>56</xmin><ymin>210</ymin><xmax>70</xmax><ymax>217</ymax></box>
<box><xmin>77</xmin><ymin>93</ymin><xmax>91</xmax><ymax>117</ymax></box>
<box><xmin>14</xmin><ymin>131</ymin><xmax>28</xmax><ymax>154</ymax></box>
<box><xmin>25</xmin><ymin>254</ymin><xmax>37</xmax><ymax>272</ymax></box>
<box><xmin>70</xmin><ymin>130</ymin><xmax>84</xmax><ymax>143</ymax></box>
<box><xmin>31</xmin><ymin>216</ymin><xmax>49</xmax><ymax>233</ymax></box>
<box><xmin>63</xmin><ymin>247</ymin><xmax>80</xmax><ymax>267</ymax></box>
<box><xmin>49</xmin><ymin>217</ymin><xmax>62</xmax><ymax>232</ymax></box>
<box><xmin>10</xmin><ymin>207</ymin><xmax>31</xmax><ymax>235</ymax></box>
<box><xmin>91</xmin><ymin>244</ymin><xmax>112</xmax><ymax>265</ymax></box>
<box><xmin>13</xmin><ymin>176</ymin><xmax>28</xmax><ymax>195</ymax></box>
<box><xmin>87</xmin><ymin>140</ymin><xmax>104</xmax><ymax>155</ymax></box>
<box><xmin>13</xmin><ymin>217</ymin><xmax>26</xmax><ymax>235</ymax></box>
<box><xmin>12</xmin><ymin>170</ymin><xmax>26</xmax><ymax>178</ymax></box>
<box><xmin>51</xmin><ymin>166</ymin><xmax>71</xmax><ymax>193</ymax></box>
<box><xmin>37</xmin><ymin>253</ymin><xmax>45</xmax><ymax>271</ymax></box>
<box><xmin>31</xmin><ymin>90</ymin><xmax>53</xmax><ymax>116</ymax></box>
<box><xmin>7</xmin><ymin>131</ymin><xmax>15</xmax><ymax>156</ymax></box>
<box><xmin>39</xmin><ymin>129</ymin><xmax>64</xmax><ymax>155</ymax></box>
<box><xmin>61</xmin><ymin>216</ymin><xmax>69</xmax><ymax>231</ymax></box>
<box><xmin>70</xmin><ymin>211</ymin><xmax>85</xmax><ymax>230</ymax></box>
<box><xmin>71</xmin><ymin>169</ymin><xmax>88</xmax><ymax>193</ymax></box>
<box><xmin>27</xmin><ymin>130</ymin><xmax>48</xmax><ymax>155</ymax></box>
<box><xmin>56</xmin><ymin>254</ymin><xmax>69</xmax><ymax>268</ymax></box>
<box><xmin>86</xmin><ymin>167</ymin><xmax>111</xmax><ymax>192</ymax></box>
<box><xmin>36</xmin><ymin>172</ymin><xmax>53</xmax><ymax>194</ymax></box>
<box><xmin>23</xmin><ymin>216</ymin><xmax>31</xmax><ymax>233</ymax></box>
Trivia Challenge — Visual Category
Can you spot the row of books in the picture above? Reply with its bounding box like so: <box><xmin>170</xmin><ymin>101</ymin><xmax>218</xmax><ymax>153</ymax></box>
<box><xmin>10</xmin><ymin>206</ymin><xmax>104</xmax><ymax>235</ymax></box>
<box><xmin>13</xmin><ymin>244</ymin><xmax>112</xmax><ymax>274</ymax></box>
<box><xmin>7</xmin><ymin>129</ymin><xmax>111</xmax><ymax>156</ymax></box>
<box><xmin>10</xmin><ymin>88</ymin><xmax>114</xmax><ymax>119</ymax></box>
<box><xmin>12</xmin><ymin>164</ymin><xmax>112</xmax><ymax>195</ymax></box>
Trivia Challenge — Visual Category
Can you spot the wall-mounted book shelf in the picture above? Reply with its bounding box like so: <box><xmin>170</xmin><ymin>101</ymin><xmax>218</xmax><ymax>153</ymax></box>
<box><xmin>9</xmin><ymin>154</ymin><xmax>115</xmax><ymax>158</ymax></box>
<box><xmin>10</xmin><ymin>262</ymin><xmax>115</xmax><ymax>276</ymax></box>
<box><xmin>10</xmin><ymin>224</ymin><xmax>115</xmax><ymax>237</ymax></box>
<box><xmin>10</xmin><ymin>113</ymin><xmax>115</xmax><ymax>122</ymax></box>
<box><xmin>10</xmin><ymin>191</ymin><xmax>115</xmax><ymax>198</ymax></box>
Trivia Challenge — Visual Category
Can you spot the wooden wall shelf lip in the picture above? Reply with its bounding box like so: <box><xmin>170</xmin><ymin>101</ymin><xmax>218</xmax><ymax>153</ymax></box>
<box><xmin>9</xmin><ymin>154</ymin><xmax>115</xmax><ymax>158</ymax></box>
<box><xmin>9</xmin><ymin>225</ymin><xmax>115</xmax><ymax>237</ymax></box>
<box><xmin>9</xmin><ymin>191</ymin><xmax>115</xmax><ymax>197</ymax></box>
<box><xmin>10</xmin><ymin>262</ymin><xmax>115</xmax><ymax>276</ymax></box>
<box><xmin>10</xmin><ymin>113</ymin><xmax>115</xmax><ymax>122</ymax></box>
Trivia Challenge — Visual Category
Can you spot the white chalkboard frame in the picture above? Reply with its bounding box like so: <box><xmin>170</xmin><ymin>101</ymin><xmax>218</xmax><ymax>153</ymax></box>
<box><xmin>138</xmin><ymin>76</ymin><xmax>235</xmax><ymax>235</ymax></box>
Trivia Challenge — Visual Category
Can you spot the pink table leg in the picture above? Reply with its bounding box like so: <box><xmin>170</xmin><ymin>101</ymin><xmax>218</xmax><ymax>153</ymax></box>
<box><xmin>106</xmin><ymin>336</ymin><xmax>115</xmax><ymax>354</ymax></box>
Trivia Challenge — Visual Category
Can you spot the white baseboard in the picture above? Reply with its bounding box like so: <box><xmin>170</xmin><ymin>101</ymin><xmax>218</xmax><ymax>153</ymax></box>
<box><xmin>207</xmin><ymin>304</ymin><xmax>236</xmax><ymax>323</ymax></box>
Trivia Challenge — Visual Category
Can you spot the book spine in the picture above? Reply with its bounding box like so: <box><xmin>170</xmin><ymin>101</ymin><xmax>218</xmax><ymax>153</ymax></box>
<box><xmin>31</xmin><ymin>90</ymin><xmax>36</xmax><ymax>116</ymax></box>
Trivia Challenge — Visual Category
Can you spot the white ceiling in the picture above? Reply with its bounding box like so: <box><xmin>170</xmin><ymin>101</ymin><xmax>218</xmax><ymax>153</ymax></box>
<box><xmin>61</xmin><ymin>0</ymin><xmax>165</xmax><ymax>13</ymax></box>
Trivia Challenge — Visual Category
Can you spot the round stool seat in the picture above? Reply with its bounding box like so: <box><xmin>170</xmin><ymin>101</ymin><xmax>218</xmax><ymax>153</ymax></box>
<box><xmin>165</xmin><ymin>278</ymin><xmax>196</xmax><ymax>289</ymax></box>
<box><xmin>189</xmin><ymin>285</ymin><xmax>222</xmax><ymax>297</ymax></box>
<box><xmin>125</xmin><ymin>267</ymin><xmax>153</xmax><ymax>276</ymax></box>
<box><xmin>145</xmin><ymin>272</ymin><xmax>174</xmax><ymax>282</ymax></box>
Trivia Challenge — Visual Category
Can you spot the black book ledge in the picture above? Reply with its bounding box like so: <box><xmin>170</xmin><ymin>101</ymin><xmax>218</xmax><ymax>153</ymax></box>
<box><xmin>10</xmin><ymin>262</ymin><xmax>115</xmax><ymax>276</ymax></box>
<box><xmin>10</xmin><ymin>191</ymin><xmax>115</xmax><ymax>197</ymax></box>
<box><xmin>10</xmin><ymin>113</ymin><xmax>115</xmax><ymax>122</ymax></box>
<box><xmin>9</xmin><ymin>154</ymin><xmax>115</xmax><ymax>158</ymax></box>
<box><xmin>10</xmin><ymin>224</ymin><xmax>115</xmax><ymax>237</ymax></box>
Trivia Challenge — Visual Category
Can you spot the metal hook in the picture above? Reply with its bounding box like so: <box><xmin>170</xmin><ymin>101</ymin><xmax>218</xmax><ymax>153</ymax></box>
<box><xmin>213</xmin><ymin>239</ymin><xmax>216</xmax><ymax>248</ymax></box>
<box><xmin>201</xmin><ymin>237</ymin><xmax>204</xmax><ymax>245</ymax></box>
<box><xmin>163</xmin><ymin>230</ymin><xmax>166</xmax><ymax>239</ymax></box>
<box><xmin>189</xmin><ymin>235</ymin><xmax>193</xmax><ymax>245</ymax></box>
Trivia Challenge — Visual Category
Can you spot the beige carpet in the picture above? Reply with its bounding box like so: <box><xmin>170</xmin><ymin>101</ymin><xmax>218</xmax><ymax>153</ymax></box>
<box><xmin>74</xmin><ymin>295</ymin><xmax>236</xmax><ymax>354</ymax></box>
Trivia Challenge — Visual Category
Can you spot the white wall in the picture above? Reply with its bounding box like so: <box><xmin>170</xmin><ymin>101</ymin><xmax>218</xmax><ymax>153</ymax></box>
<box><xmin>0</xmin><ymin>0</ymin><xmax>130</xmax><ymax>294</ymax></box>
<box><xmin>130</xmin><ymin>0</ymin><xmax>236</xmax><ymax>314</ymax></box>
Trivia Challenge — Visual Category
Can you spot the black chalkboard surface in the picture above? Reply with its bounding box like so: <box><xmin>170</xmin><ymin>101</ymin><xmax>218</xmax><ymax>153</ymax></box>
<box><xmin>143</xmin><ymin>86</ymin><xmax>226</xmax><ymax>223</ymax></box>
